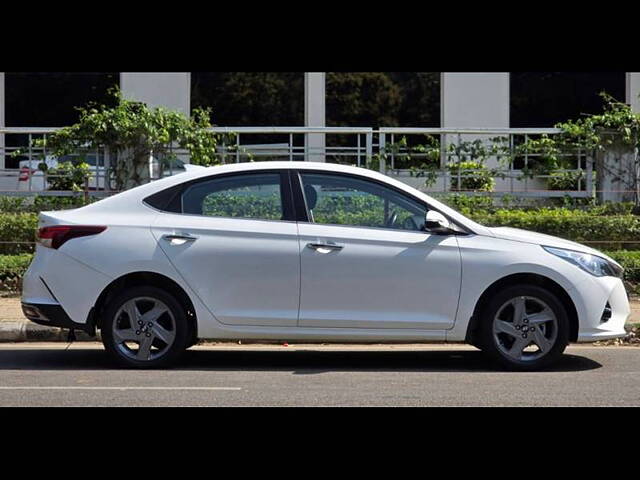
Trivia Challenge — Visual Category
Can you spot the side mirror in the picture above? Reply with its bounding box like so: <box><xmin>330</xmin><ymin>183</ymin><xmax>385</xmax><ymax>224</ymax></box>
<box><xmin>424</xmin><ymin>210</ymin><xmax>452</xmax><ymax>234</ymax></box>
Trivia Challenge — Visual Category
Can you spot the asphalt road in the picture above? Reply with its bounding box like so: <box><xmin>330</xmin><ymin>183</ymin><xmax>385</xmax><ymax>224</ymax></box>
<box><xmin>0</xmin><ymin>342</ymin><xmax>638</xmax><ymax>406</ymax></box>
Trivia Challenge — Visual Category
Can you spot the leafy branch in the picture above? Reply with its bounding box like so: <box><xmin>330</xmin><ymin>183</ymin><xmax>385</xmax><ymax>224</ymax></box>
<box><xmin>30</xmin><ymin>87</ymin><xmax>222</xmax><ymax>190</ymax></box>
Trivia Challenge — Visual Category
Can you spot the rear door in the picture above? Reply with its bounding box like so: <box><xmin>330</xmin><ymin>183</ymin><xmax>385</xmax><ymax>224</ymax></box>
<box><xmin>151</xmin><ymin>170</ymin><xmax>301</xmax><ymax>327</ymax></box>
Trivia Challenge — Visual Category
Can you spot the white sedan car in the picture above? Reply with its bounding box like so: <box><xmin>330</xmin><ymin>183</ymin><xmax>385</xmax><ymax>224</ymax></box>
<box><xmin>21</xmin><ymin>161</ymin><xmax>630</xmax><ymax>370</ymax></box>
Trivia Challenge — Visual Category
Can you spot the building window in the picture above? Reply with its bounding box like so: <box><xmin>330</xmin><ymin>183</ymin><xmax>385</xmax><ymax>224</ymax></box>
<box><xmin>5</xmin><ymin>72</ymin><xmax>119</xmax><ymax>127</ymax></box>
<box><xmin>191</xmin><ymin>72</ymin><xmax>304</xmax><ymax>126</ymax></box>
<box><xmin>4</xmin><ymin>72</ymin><xmax>119</xmax><ymax>168</ymax></box>
<box><xmin>191</xmin><ymin>72</ymin><xmax>304</xmax><ymax>147</ymax></box>
<box><xmin>510</xmin><ymin>72</ymin><xmax>626</xmax><ymax>127</ymax></box>
<box><xmin>326</xmin><ymin>72</ymin><xmax>440</xmax><ymax>128</ymax></box>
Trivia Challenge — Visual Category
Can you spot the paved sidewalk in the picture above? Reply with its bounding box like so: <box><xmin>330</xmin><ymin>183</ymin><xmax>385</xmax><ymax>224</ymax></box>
<box><xmin>1</xmin><ymin>294</ymin><xmax>639</xmax><ymax>342</ymax></box>
<box><xmin>1</xmin><ymin>297</ymin><xmax>24</xmax><ymax>322</ymax></box>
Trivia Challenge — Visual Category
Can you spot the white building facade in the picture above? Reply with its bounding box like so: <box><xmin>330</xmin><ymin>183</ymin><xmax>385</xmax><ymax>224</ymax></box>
<box><xmin>1</xmin><ymin>72</ymin><xmax>639</xmax><ymax>172</ymax></box>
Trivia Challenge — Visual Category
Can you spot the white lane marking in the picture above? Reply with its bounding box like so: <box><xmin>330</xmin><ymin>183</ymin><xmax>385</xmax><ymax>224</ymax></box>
<box><xmin>0</xmin><ymin>387</ymin><xmax>241</xmax><ymax>391</ymax></box>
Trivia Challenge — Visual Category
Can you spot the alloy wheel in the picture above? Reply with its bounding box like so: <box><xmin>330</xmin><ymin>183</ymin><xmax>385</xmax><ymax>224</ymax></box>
<box><xmin>112</xmin><ymin>296</ymin><xmax>177</xmax><ymax>361</ymax></box>
<box><xmin>492</xmin><ymin>296</ymin><xmax>558</xmax><ymax>362</ymax></box>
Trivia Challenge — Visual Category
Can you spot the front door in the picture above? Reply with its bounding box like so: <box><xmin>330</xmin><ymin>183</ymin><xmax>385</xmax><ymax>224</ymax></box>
<box><xmin>296</xmin><ymin>171</ymin><xmax>462</xmax><ymax>330</ymax></box>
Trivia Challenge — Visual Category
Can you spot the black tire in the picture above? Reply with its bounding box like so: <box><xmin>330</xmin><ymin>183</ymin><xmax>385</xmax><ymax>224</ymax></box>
<box><xmin>477</xmin><ymin>284</ymin><xmax>569</xmax><ymax>371</ymax></box>
<box><xmin>101</xmin><ymin>286</ymin><xmax>190</xmax><ymax>368</ymax></box>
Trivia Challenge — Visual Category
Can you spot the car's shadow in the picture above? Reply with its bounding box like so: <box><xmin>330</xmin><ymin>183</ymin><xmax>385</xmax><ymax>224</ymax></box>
<box><xmin>0</xmin><ymin>347</ymin><xmax>602</xmax><ymax>373</ymax></box>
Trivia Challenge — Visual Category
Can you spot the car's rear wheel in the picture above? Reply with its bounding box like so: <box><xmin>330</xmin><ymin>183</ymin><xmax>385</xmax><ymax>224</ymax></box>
<box><xmin>101</xmin><ymin>286</ymin><xmax>189</xmax><ymax>368</ymax></box>
<box><xmin>478</xmin><ymin>284</ymin><xmax>569</xmax><ymax>371</ymax></box>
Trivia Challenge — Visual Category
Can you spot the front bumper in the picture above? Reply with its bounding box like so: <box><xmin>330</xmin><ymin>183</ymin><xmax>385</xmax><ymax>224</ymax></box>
<box><xmin>22</xmin><ymin>302</ymin><xmax>95</xmax><ymax>335</ymax></box>
<box><xmin>572</xmin><ymin>275</ymin><xmax>630</xmax><ymax>342</ymax></box>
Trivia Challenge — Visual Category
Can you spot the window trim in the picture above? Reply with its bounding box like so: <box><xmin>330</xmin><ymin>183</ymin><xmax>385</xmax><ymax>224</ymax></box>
<box><xmin>291</xmin><ymin>169</ymin><xmax>470</xmax><ymax>233</ymax></box>
<box><xmin>143</xmin><ymin>169</ymin><xmax>297</xmax><ymax>222</ymax></box>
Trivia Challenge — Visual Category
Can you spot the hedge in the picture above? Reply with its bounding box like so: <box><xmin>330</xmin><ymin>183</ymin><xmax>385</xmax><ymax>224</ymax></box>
<box><xmin>607</xmin><ymin>251</ymin><xmax>640</xmax><ymax>285</ymax></box>
<box><xmin>0</xmin><ymin>195</ymin><xmax>94</xmax><ymax>214</ymax></box>
<box><xmin>1</xmin><ymin>250</ymin><xmax>639</xmax><ymax>296</ymax></box>
<box><xmin>467</xmin><ymin>210</ymin><xmax>640</xmax><ymax>250</ymax></box>
<box><xmin>435</xmin><ymin>195</ymin><xmax>638</xmax><ymax>216</ymax></box>
<box><xmin>0</xmin><ymin>253</ymin><xmax>33</xmax><ymax>294</ymax></box>
<box><xmin>0</xmin><ymin>213</ymin><xmax>38</xmax><ymax>255</ymax></box>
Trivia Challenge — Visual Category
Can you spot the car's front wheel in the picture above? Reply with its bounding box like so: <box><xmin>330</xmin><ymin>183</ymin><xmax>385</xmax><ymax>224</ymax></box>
<box><xmin>101</xmin><ymin>286</ymin><xmax>189</xmax><ymax>368</ymax></box>
<box><xmin>478</xmin><ymin>284</ymin><xmax>569</xmax><ymax>371</ymax></box>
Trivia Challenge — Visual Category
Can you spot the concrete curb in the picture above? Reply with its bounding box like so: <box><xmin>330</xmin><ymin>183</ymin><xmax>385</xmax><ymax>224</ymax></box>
<box><xmin>0</xmin><ymin>320</ymin><xmax>637</xmax><ymax>344</ymax></box>
<box><xmin>0</xmin><ymin>322</ymin><xmax>99</xmax><ymax>342</ymax></box>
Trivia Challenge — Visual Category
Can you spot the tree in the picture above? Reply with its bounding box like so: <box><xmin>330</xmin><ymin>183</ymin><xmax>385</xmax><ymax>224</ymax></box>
<box><xmin>191</xmin><ymin>72</ymin><xmax>441</xmax><ymax>130</ymax></box>
<box><xmin>192</xmin><ymin>72</ymin><xmax>304</xmax><ymax>126</ymax></box>
<box><xmin>326</xmin><ymin>72</ymin><xmax>402</xmax><ymax>127</ymax></box>
<box><xmin>388</xmin><ymin>72</ymin><xmax>440</xmax><ymax>127</ymax></box>
<box><xmin>191</xmin><ymin>72</ymin><xmax>304</xmax><ymax>145</ymax></box>
<box><xmin>35</xmin><ymin>88</ymin><xmax>220</xmax><ymax>190</ymax></box>
<box><xmin>555</xmin><ymin>92</ymin><xmax>640</xmax><ymax>209</ymax></box>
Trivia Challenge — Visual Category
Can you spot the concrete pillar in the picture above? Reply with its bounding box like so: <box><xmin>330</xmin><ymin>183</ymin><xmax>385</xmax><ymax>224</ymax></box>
<box><xmin>440</xmin><ymin>73</ymin><xmax>510</xmax><ymax>191</ymax></box>
<box><xmin>304</xmin><ymin>72</ymin><xmax>325</xmax><ymax>161</ymax></box>
<box><xmin>120</xmin><ymin>73</ymin><xmax>191</xmax><ymax>168</ymax></box>
<box><xmin>626</xmin><ymin>72</ymin><xmax>640</xmax><ymax>113</ymax></box>
<box><xmin>0</xmin><ymin>72</ymin><xmax>4</xmax><ymax>169</ymax></box>
<box><xmin>441</xmin><ymin>72</ymin><xmax>510</xmax><ymax>128</ymax></box>
<box><xmin>120</xmin><ymin>72</ymin><xmax>190</xmax><ymax>115</ymax></box>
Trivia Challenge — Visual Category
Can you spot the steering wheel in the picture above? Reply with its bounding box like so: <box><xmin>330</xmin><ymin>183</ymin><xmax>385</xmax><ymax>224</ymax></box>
<box><xmin>385</xmin><ymin>210</ymin><xmax>399</xmax><ymax>228</ymax></box>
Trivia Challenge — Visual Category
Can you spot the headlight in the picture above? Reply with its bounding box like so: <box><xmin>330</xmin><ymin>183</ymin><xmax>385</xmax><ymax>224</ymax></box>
<box><xmin>543</xmin><ymin>246</ymin><xmax>623</xmax><ymax>278</ymax></box>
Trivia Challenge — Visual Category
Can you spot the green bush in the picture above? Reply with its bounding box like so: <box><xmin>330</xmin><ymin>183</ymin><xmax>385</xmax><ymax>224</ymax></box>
<box><xmin>0</xmin><ymin>213</ymin><xmax>37</xmax><ymax>255</ymax></box>
<box><xmin>0</xmin><ymin>253</ymin><xmax>33</xmax><ymax>294</ymax></box>
<box><xmin>434</xmin><ymin>195</ymin><xmax>636</xmax><ymax>217</ymax></box>
<box><xmin>588</xmin><ymin>202</ymin><xmax>636</xmax><ymax>216</ymax></box>
<box><xmin>435</xmin><ymin>194</ymin><xmax>496</xmax><ymax>212</ymax></box>
<box><xmin>447</xmin><ymin>161</ymin><xmax>495</xmax><ymax>192</ymax></box>
<box><xmin>44</xmin><ymin>161</ymin><xmax>91</xmax><ymax>191</ymax></box>
<box><xmin>0</xmin><ymin>195</ymin><xmax>94</xmax><ymax>214</ymax></box>
<box><xmin>468</xmin><ymin>209</ymin><xmax>640</xmax><ymax>250</ymax></box>
<box><xmin>0</xmin><ymin>196</ymin><xmax>28</xmax><ymax>213</ymax></box>
<box><xmin>547</xmin><ymin>170</ymin><xmax>586</xmax><ymax>191</ymax></box>
<box><xmin>607</xmin><ymin>251</ymin><xmax>640</xmax><ymax>284</ymax></box>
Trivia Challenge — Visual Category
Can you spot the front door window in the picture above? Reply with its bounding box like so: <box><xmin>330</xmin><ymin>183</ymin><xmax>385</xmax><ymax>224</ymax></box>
<box><xmin>299</xmin><ymin>172</ymin><xmax>427</xmax><ymax>231</ymax></box>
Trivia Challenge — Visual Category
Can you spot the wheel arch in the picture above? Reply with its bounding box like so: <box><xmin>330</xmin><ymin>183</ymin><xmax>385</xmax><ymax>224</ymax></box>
<box><xmin>465</xmin><ymin>273</ymin><xmax>579</xmax><ymax>346</ymax></box>
<box><xmin>89</xmin><ymin>271</ymin><xmax>198</xmax><ymax>344</ymax></box>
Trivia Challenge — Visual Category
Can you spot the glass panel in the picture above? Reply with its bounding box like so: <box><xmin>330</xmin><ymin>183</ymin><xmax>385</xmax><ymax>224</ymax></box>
<box><xmin>326</xmin><ymin>72</ymin><xmax>440</xmax><ymax>128</ymax></box>
<box><xmin>300</xmin><ymin>173</ymin><xmax>427</xmax><ymax>231</ymax></box>
<box><xmin>510</xmin><ymin>72</ymin><xmax>625</xmax><ymax>127</ymax></box>
<box><xmin>181</xmin><ymin>173</ymin><xmax>283</xmax><ymax>221</ymax></box>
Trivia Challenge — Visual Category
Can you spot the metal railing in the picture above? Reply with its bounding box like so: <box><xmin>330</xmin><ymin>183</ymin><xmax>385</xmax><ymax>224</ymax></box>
<box><xmin>377</xmin><ymin>128</ymin><xmax>593</xmax><ymax>198</ymax></box>
<box><xmin>0</xmin><ymin>126</ymin><xmax>593</xmax><ymax>198</ymax></box>
<box><xmin>210</xmin><ymin>126</ymin><xmax>373</xmax><ymax>166</ymax></box>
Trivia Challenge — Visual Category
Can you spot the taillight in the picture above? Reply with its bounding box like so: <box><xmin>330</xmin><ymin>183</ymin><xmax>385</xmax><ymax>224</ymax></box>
<box><xmin>36</xmin><ymin>225</ymin><xmax>107</xmax><ymax>249</ymax></box>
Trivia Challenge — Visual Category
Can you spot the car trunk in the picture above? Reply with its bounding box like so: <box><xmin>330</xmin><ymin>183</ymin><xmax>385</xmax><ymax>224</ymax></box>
<box><xmin>38</xmin><ymin>210</ymin><xmax>80</xmax><ymax>228</ymax></box>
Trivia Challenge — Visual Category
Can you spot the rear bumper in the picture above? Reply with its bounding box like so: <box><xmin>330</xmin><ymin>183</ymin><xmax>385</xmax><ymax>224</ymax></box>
<box><xmin>21</xmin><ymin>302</ymin><xmax>95</xmax><ymax>335</ymax></box>
<box><xmin>22</xmin><ymin>245</ymin><xmax>112</xmax><ymax>327</ymax></box>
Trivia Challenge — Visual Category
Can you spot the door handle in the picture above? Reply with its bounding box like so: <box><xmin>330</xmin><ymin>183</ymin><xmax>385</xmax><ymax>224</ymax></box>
<box><xmin>307</xmin><ymin>242</ymin><xmax>343</xmax><ymax>253</ymax></box>
<box><xmin>162</xmin><ymin>233</ymin><xmax>198</xmax><ymax>244</ymax></box>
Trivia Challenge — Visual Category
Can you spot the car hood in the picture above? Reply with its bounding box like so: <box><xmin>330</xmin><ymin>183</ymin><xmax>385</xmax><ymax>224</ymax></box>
<box><xmin>487</xmin><ymin>226</ymin><xmax>617</xmax><ymax>262</ymax></box>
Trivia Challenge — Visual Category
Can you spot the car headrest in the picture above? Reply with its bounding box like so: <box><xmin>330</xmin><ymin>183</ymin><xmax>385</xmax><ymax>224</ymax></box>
<box><xmin>304</xmin><ymin>184</ymin><xmax>318</xmax><ymax>210</ymax></box>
